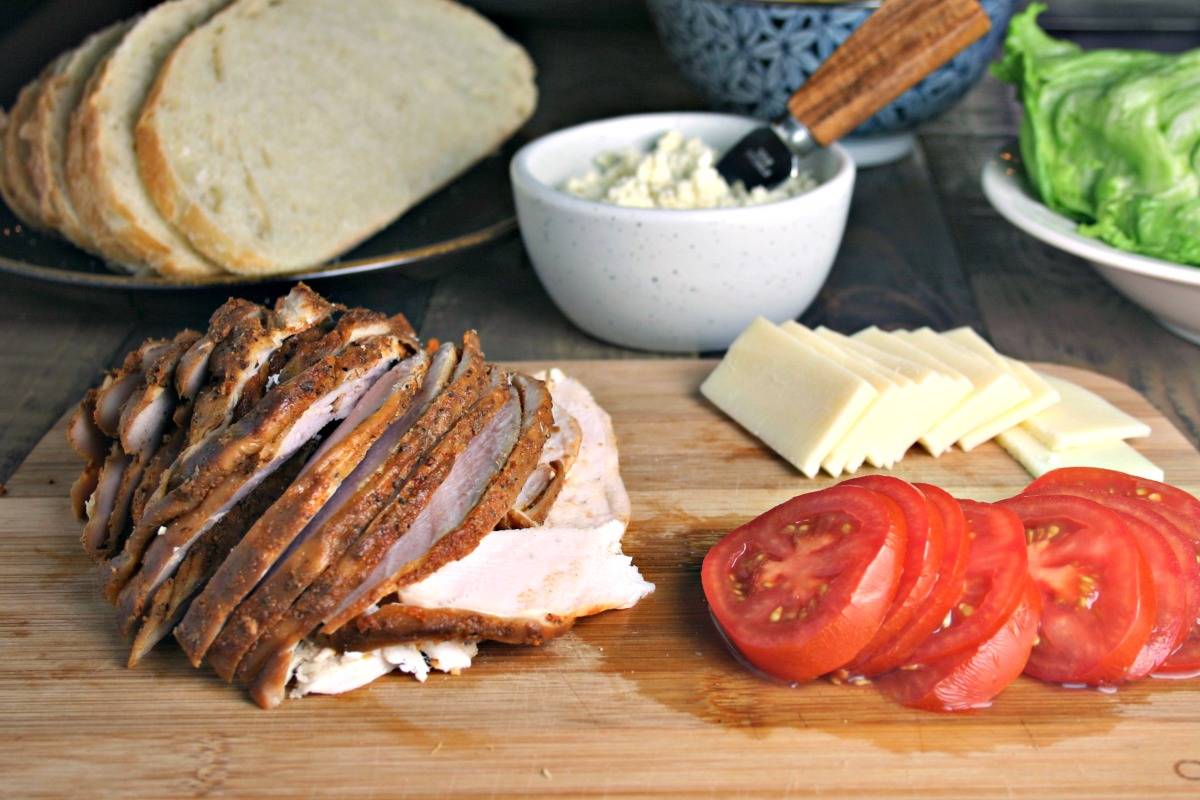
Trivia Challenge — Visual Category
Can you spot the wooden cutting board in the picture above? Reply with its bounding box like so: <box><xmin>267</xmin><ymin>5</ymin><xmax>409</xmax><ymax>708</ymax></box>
<box><xmin>3</xmin><ymin>360</ymin><xmax>1199</xmax><ymax>799</ymax></box>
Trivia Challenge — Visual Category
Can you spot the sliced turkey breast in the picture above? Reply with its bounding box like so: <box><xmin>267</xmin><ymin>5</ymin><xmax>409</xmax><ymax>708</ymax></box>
<box><xmin>80</xmin><ymin>445</ymin><xmax>129</xmax><ymax>558</ymax></box>
<box><xmin>70</xmin><ymin>461</ymin><xmax>101</xmax><ymax>522</ymax></box>
<box><xmin>127</xmin><ymin>443</ymin><xmax>315</xmax><ymax>666</ymax></box>
<box><xmin>239</xmin><ymin>381</ymin><xmax>525</xmax><ymax>706</ymax></box>
<box><xmin>330</xmin><ymin>520</ymin><xmax>653</xmax><ymax>649</ymax></box>
<box><xmin>288</xmin><ymin>639</ymin><xmax>478</xmax><ymax>698</ymax></box>
<box><xmin>67</xmin><ymin>387</ymin><xmax>109</xmax><ymax>465</ymax></box>
<box><xmin>174</xmin><ymin>347</ymin><xmax>434</xmax><ymax>670</ymax></box>
<box><xmin>93</xmin><ymin>337</ymin><xmax>171</xmax><ymax>438</ymax></box>
<box><xmin>199</xmin><ymin>337</ymin><xmax>489</xmax><ymax>680</ymax></box>
<box><xmin>104</xmin><ymin>425</ymin><xmax>187</xmax><ymax>601</ymax></box>
<box><xmin>326</xmin><ymin>374</ymin><xmax>553</xmax><ymax>625</ymax></box>
<box><xmin>174</xmin><ymin>298</ymin><xmax>262</xmax><ymax>402</ymax></box>
<box><xmin>185</xmin><ymin>284</ymin><xmax>336</xmax><ymax>449</ymax></box>
<box><xmin>117</xmin><ymin>330</ymin><xmax>199</xmax><ymax>459</ymax></box>
<box><xmin>115</xmin><ymin>331</ymin><xmax>409</xmax><ymax>633</ymax></box>
<box><xmin>286</xmin><ymin>369</ymin><xmax>643</xmax><ymax>699</ymax></box>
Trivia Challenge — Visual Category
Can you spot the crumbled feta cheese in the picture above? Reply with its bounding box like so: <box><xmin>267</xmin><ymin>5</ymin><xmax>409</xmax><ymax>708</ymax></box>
<box><xmin>563</xmin><ymin>130</ymin><xmax>815</xmax><ymax>210</ymax></box>
<box><xmin>156</xmin><ymin>526</ymin><xmax>167</xmax><ymax>537</ymax></box>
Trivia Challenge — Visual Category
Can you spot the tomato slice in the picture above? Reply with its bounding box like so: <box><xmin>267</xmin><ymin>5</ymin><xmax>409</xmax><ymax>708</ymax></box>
<box><xmin>999</xmin><ymin>493</ymin><xmax>1156</xmax><ymax>685</ymax></box>
<box><xmin>906</xmin><ymin>500</ymin><xmax>1027</xmax><ymax>665</ymax></box>
<box><xmin>850</xmin><ymin>483</ymin><xmax>970</xmax><ymax>675</ymax></box>
<box><xmin>1020</xmin><ymin>480</ymin><xmax>1196</xmax><ymax>678</ymax></box>
<box><xmin>842</xmin><ymin>478</ymin><xmax>944</xmax><ymax>675</ymax></box>
<box><xmin>1022</xmin><ymin>468</ymin><xmax>1200</xmax><ymax>675</ymax></box>
<box><xmin>878</xmin><ymin>578</ymin><xmax>1041</xmax><ymax>712</ymax></box>
<box><xmin>701</xmin><ymin>485</ymin><xmax>907</xmax><ymax>683</ymax></box>
<box><xmin>1108</xmin><ymin>510</ymin><xmax>1188</xmax><ymax>678</ymax></box>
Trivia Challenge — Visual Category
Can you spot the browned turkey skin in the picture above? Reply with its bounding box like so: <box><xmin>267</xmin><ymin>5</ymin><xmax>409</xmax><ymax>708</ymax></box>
<box><xmin>64</xmin><ymin>284</ymin><xmax>578</xmax><ymax>709</ymax></box>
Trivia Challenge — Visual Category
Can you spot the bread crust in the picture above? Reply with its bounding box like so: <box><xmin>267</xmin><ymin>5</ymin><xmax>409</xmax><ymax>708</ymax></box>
<box><xmin>26</xmin><ymin>21</ymin><xmax>131</xmax><ymax>250</ymax></box>
<box><xmin>72</xmin><ymin>1</ymin><xmax>230</xmax><ymax>279</ymax></box>
<box><xmin>136</xmin><ymin>0</ymin><xmax>538</xmax><ymax>276</ymax></box>
<box><xmin>3</xmin><ymin>78</ymin><xmax>50</xmax><ymax>230</ymax></box>
<box><xmin>66</xmin><ymin>55</ymin><xmax>146</xmax><ymax>272</ymax></box>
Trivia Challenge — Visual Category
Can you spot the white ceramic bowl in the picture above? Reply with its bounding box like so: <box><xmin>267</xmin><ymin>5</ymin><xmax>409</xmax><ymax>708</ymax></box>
<box><xmin>510</xmin><ymin>112</ymin><xmax>856</xmax><ymax>352</ymax></box>
<box><xmin>983</xmin><ymin>142</ymin><xmax>1200</xmax><ymax>346</ymax></box>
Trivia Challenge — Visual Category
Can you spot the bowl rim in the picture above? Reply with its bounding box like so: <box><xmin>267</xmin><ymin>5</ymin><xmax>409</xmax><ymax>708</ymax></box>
<box><xmin>510</xmin><ymin>111</ymin><xmax>856</xmax><ymax>221</ymax></box>
<box><xmin>981</xmin><ymin>141</ymin><xmax>1200</xmax><ymax>287</ymax></box>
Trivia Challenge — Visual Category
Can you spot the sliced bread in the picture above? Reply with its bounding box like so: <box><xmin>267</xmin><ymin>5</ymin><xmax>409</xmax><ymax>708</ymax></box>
<box><xmin>26</xmin><ymin>20</ymin><xmax>133</xmax><ymax>250</ymax></box>
<box><xmin>138</xmin><ymin>0</ymin><xmax>537</xmax><ymax>275</ymax></box>
<box><xmin>68</xmin><ymin>0</ymin><xmax>230</xmax><ymax>278</ymax></box>
<box><xmin>3</xmin><ymin>76</ymin><xmax>51</xmax><ymax>230</ymax></box>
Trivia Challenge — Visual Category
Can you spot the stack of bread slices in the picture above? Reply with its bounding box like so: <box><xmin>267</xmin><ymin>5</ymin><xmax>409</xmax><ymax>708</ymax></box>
<box><xmin>68</xmin><ymin>283</ymin><xmax>652</xmax><ymax>707</ymax></box>
<box><xmin>1</xmin><ymin>0</ymin><xmax>536</xmax><ymax>280</ymax></box>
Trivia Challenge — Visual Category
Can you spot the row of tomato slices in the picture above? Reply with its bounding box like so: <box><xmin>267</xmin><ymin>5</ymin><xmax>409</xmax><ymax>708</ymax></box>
<box><xmin>701</xmin><ymin>467</ymin><xmax>1200</xmax><ymax>712</ymax></box>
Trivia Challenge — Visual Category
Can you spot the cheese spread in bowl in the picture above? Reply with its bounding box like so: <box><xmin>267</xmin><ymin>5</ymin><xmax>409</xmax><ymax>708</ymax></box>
<box><xmin>511</xmin><ymin>112</ymin><xmax>855</xmax><ymax>352</ymax></box>
<box><xmin>563</xmin><ymin>130</ymin><xmax>815</xmax><ymax>210</ymax></box>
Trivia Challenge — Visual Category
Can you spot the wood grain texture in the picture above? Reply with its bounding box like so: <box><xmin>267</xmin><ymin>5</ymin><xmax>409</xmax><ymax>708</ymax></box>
<box><xmin>787</xmin><ymin>0</ymin><xmax>991</xmax><ymax>145</ymax></box>
<box><xmin>2</xmin><ymin>359</ymin><xmax>1198</xmax><ymax>799</ymax></box>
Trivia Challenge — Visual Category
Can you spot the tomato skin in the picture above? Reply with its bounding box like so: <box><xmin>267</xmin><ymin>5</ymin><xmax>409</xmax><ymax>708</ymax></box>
<box><xmin>1022</xmin><ymin>471</ymin><xmax>1200</xmax><ymax>675</ymax></box>
<box><xmin>1000</xmin><ymin>493</ymin><xmax>1156</xmax><ymax>685</ymax></box>
<box><xmin>701</xmin><ymin>485</ymin><xmax>906</xmax><ymax>683</ymax></box>
<box><xmin>850</xmin><ymin>483</ymin><xmax>967</xmax><ymax>676</ymax></box>
<box><xmin>878</xmin><ymin>578</ymin><xmax>1042</xmax><ymax>712</ymax></box>
<box><xmin>907</xmin><ymin>500</ymin><xmax>1028</xmax><ymax>665</ymax></box>
<box><xmin>1111</xmin><ymin>511</ymin><xmax>1189</xmax><ymax>678</ymax></box>
<box><xmin>842</xmin><ymin>477</ymin><xmax>944</xmax><ymax>675</ymax></box>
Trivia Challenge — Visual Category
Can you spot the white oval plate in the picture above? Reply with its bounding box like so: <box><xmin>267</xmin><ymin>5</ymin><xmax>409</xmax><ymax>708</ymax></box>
<box><xmin>982</xmin><ymin>142</ymin><xmax>1200</xmax><ymax>346</ymax></box>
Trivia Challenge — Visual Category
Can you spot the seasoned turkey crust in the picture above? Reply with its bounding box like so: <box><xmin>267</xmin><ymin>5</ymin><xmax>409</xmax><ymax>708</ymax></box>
<box><xmin>198</xmin><ymin>337</ymin><xmax>489</xmax><ymax>679</ymax></box>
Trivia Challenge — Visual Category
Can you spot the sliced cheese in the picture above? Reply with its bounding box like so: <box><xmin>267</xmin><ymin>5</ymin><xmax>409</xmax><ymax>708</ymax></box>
<box><xmin>817</xmin><ymin>326</ymin><xmax>961</xmax><ymax>465</ymax></box>
<box><xmin>851</xmin><ymin>327</ymin><xmax>975</xmax><ymax>457</ymax></box>
<box><xmin>942</xmin><ymin>327</ymin><xmax>1061</xmax><ymax>451</ymax></box>
<box><xmin>780</xmin><ymin>321</ymin><xmax>912</xmax><ymax>475</ymax></box>
<box><xmin>701</xmin><ymin>317</ymin><xmax>878</xmax><ymax>478</ymax></box>
<box><xmin>891</xmin><ymin>328</ymin><xmax>1029</xmax><ymax>456</ymax></box>
<box><xmin>997</xmin><ymin>426</ymin><xmax>1163</xmax><ymax>482</ymax></box>
<box><xmin>1023</xmin><ymin>373</ymin><xmax>1151</xmax><ymax>450</ymax></box>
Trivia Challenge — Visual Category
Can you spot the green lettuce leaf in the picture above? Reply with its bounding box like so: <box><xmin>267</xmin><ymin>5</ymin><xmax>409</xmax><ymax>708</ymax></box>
<box><xmin>993</xmin><ymin>4</ymin><xmax>1200</xmax><ymax>266</ymax></box>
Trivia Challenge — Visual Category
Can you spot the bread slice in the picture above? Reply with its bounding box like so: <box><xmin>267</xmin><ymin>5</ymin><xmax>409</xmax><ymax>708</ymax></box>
<box><xmin>68</xmin><ymin>0</ymin><xmax>230</xmax><ymax>278</ymax></box>
<box><xmin>3</xmin><ymin>75</ymin><xmax>51</xmax><ymax>230</ymax></box>
<box><xmin>26</xmin><ymin>20</ymin><xmax>132</xmax><ymax>250</ymax></box>
<box><xmin>138</xmin><ymin>0</ymin><xmax>537</xmax><ymax>276</ymax></box>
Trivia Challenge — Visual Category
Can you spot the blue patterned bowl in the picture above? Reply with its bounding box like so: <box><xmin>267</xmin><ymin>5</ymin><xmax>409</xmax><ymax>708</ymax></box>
<box><xmin>648</xmin><ymin>0</ymin><xmax>1014</xmax><ymax>149</ymax></box>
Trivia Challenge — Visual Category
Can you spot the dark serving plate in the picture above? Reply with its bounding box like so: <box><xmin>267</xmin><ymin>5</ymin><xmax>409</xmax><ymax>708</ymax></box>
<box><xmin>0</xmin><ymin>142</ymin><xmax>519</xmax><ymax>290</ymax></box>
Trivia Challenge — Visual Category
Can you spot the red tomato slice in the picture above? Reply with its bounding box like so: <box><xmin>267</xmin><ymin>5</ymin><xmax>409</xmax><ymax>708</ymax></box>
<box><xmin>999</xmin><ymin>493</ymin><xmax>1156</xmax><ymax>685</ymax></box>
<box><xmin>1022</xmin><ymin>468</ymin><xmax>1200</xmax><ymax>675</ymax></box>
<box><xmin>701</xmin><ymin>485</ymin><xmax>907</xmax><ymax>683</ymax></box>
<box><xmin>906</xmin><ymin>500</ymin><xmax>1027</xmax><ymax>665</ymax></box>
<box><xmin>878</xmin><ymin>578</ymin><xmax>1041</xmax><ymax>712</ymax></box>
<box><xmin>851</xmin><ymin>483</ymin><xmax>970</xmax><ymax>675</ymax></box>
<box><xmin>1020</xmin><ymin>480</ymin><xmax>1196</xmax><ymax>678</ymax></box>
<box><xmin>1110</xmin><ymin>510</ymin><xmax>1188</xmax><ymax>678</ymax></box>
<box><xmin>842</xmin><ymin>477</ymin><xmax>944</xmax><ymax>675</ymax></box>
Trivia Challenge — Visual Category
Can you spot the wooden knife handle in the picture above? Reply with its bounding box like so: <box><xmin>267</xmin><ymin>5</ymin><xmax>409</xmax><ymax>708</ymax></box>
<box><xmin>786</xmin><ymin>0</ymin><xmax>990</xmax><ymax>146</ymax></box>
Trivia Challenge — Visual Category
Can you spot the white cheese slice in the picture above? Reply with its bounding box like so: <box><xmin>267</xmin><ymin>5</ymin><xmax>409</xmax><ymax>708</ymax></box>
<box><xmin>701</xmin><ymin>317</ymin><xmax>878</xmax><ymax>478</ymax></box>
<box><xmin>819</xmin><ymin>326</ymin><xmax>966</xmax><ymax>465</ymax></box>
<box><xmin>892</xmin><ymin>328</ymin><xmax>1030</xmax><ymax>457</ymax></box>
<box><xmin>851</xmin><ymin>327</ymin><xmax>976</xmax><ymax>458</ymax></box>
<box><xmin>1022</xmin><ymin>373</ymin><xmax>1152</xmax><ymax>450</ymax></box>
<box><xmin>997</xmin><ymin>425</ymin><xmax>1163</xmax><ymax>482</ymax></box>
<box><xmin>780</xmin><ymin>322</ymin><xmax>913</xmax><ymax>474</ymax></box>
<box><xmin>941</xmin><ymin>328</ymin><xmax>1061</xmax><ymax>451</ymax></box>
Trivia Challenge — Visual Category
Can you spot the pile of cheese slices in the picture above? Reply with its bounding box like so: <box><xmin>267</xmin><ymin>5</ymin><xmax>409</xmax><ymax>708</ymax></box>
<box><xmin>702</xmin><ymin>318</ymin><xmax>1160</xmax><ymax>480</ymax></box>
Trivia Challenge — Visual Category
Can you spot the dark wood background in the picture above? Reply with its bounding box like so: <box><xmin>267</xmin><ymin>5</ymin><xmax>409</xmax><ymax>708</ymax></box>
<box><xmin>1</xmin><ymin>1</ymin><xmax>1198</xmax><ymax>484</ymax></box>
